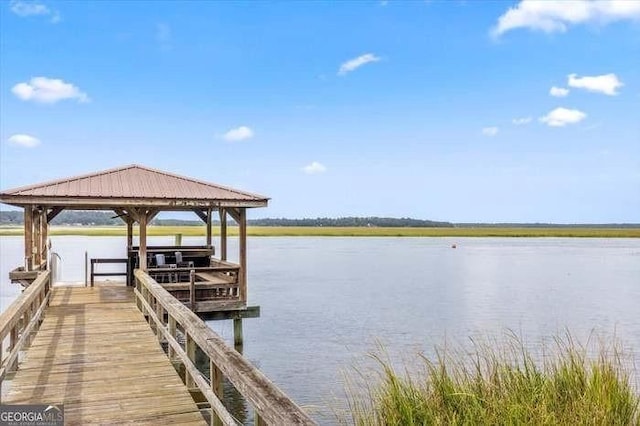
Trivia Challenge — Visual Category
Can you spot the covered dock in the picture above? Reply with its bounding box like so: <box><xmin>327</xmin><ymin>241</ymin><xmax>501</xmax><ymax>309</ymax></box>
<box><xmin>1</xmin><ymin>164</ymin><xmax>268</xmax><ymax>318</ymax></box>
<box><xmin>0</xmin><ymin>165</ymin><xmax>315</xmax><ymax>424</ymax></box>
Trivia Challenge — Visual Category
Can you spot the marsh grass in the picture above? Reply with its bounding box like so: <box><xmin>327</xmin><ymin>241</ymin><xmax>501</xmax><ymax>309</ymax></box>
<box><xmin>0</xmin><ymin>225</ymin><xmax>638</xmax><ymax>238</ymax></box>
<box><xmin>343</xmin><ymin>333</ymin><xmax>639</xmax><ymax>425</ymax></box>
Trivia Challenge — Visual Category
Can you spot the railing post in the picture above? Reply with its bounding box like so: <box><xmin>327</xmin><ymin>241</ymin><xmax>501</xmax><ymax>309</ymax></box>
<box><xmin>168</xmin><ymin>316</ymin><xmax>176</xmax><ymax>360</ymax></box>
<box><xmin>155</xmin><ymin>303</ymin><xmax>164</xmax><ymax>342</ymax></box>
<box><xmin>23</xmin><ymin>304</ymin><xmax>32</xmax><ymax>348</ymax></box>
<box><xmin>186</xmin><ymin>333</ymin><xmax>196</xmax><ymax>389</ymax></box>
<box><xmin>8</xmin><ymin>326</ymin><xmax>18</xmax><ymax>373</ymax></box>
<box><xmin>210</xmin><ymin>359</ymin><xmax>223</xmax><ymax>426</ymax></box>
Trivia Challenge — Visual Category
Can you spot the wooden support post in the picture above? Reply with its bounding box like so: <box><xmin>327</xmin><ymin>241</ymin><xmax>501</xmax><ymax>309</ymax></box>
<box><xmin>206</xmin><ymin>208</ymin><xmax>212</xmax><ymax>248</ymax></box>
<box><xmin>139</xmin><ymin>210</ymin><xmax>148</xmax><ymax>271</ymax></box>
<box><xmin>126</xmin><ymin>220</ymin><xmax>133</xmax><ymax>250</ymax></box>
<box><xmin>33</xmin><ymin>210</ymin><xmax>41</xmax><ymax>267</ymax></box>
<box><xmin>119</xmin><ymin>210</ymin><xmax>134</xmax><ymax>286</ymax></box>
<box><xmin>41</xmin><ymin>210</ymin><xmax>48</xmax><ymax>269</ymax></box>
<box><xmin>238</xmin><ymin>208</ymin><xmax>247</xmax><ymax>303</ymax></box>
<box><xmin>189</xmin><ymin>270</ymin><xmax>196</xmax><ymax>311</ymax></box>
<box><xmin>24</xmin><ymin>205</ymin><xmax>33</xmax><ymax>271</ymax></box>
<box><xmin>219</xmin><ymin>208</ymin><xmax>227</xmax><ymax>261</ymax></box>
<box><xmin>233</xmin><ymin>318</ymin><xmax>243</xmax><ymax>350</ymax></box>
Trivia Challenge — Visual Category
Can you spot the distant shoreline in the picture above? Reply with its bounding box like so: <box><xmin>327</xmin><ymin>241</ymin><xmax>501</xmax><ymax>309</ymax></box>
<box><xmin>0</xmin><ymin>225</ymin><xmax>638</xmax><ymax>238</ymax></box>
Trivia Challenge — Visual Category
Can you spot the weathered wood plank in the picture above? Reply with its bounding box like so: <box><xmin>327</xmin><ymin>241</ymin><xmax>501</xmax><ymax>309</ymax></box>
<box><xmin>3</xmin><ymin>286</ymin><xmax>206</xmax><ymax>425</ymax></box>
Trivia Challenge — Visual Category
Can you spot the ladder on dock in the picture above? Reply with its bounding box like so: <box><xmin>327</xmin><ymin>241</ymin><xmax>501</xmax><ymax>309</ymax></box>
<box><xmin>0</xmin><ymin>270</ymin><xmax>315</xmax><ymax>425</ymax></box>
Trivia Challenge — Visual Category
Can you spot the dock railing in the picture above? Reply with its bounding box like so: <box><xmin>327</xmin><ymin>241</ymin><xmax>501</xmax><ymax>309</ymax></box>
<box><xmin>90</xmin><ymin>258</ymin><xmax>129</xmax><ymax>287</ymax></box>
<box><xmin>0</xmin><ymin>270</ymin><xmax>51</xmax><ymax>402</ymax></box>
<box><xmin>134</xmin><ymin>269</ymin><xmax>316</xmax><ymax>426</ymax></box>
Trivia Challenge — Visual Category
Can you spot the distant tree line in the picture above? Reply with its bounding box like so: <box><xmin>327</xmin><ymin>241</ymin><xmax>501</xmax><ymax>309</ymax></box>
<box><xmin>454</xmin><ymin>223</ymin><xmax>640</xmax><ymax>229</ymax></box>
<box><xmin>0</xmin><ymin>210</ymin><xmax>637</xmax><ymax>228</ymax></box>
<box><xmin>249</xmin><ymin>217</ymin><xmax>454</xmax><ymax>227</ymax></box>
<box><xmin>0</xmin><ymin>210</ymin><xmax>452</xmax><ymax>227</ymax></box>
<box><xmin>0</xmin><ymin>210</ymin><xmax>125</xmax><ymax>226</ymax></box>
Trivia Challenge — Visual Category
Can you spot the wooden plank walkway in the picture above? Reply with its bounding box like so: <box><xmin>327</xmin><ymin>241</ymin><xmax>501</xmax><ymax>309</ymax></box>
<box><xmin>3</xmin><ymin>285</ymin><xmax>206</xmax><ymax>425</ymax></box>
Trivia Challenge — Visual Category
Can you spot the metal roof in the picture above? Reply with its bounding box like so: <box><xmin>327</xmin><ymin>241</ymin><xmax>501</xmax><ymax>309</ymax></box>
<box><xmin>0</xmin><ymin>164</ymin><xmax>269</xmax><ymax>209</ymax></box>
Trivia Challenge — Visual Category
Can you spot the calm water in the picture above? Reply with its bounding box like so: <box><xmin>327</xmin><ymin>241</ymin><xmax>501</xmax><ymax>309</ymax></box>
<box><xmin>1</xmin><ymin>236</ymin><xmax>639</xmax><ymax>422</ymax></box>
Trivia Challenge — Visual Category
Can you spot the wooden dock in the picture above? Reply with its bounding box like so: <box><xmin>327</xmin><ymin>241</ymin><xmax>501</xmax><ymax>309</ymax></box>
<box><xmin>0</xmin><ymin>270</ymin><xmax>316</xmax><ymax>425</ymax></box>
<box><xmin>3</xmin><ymin>285</ymin><xmax>206</xmax><ymax>425</ymax></box>
<box><xmin>0</xmin><ymin>164</ymin><xmax>316</xmax><ymax>424</ymax></box>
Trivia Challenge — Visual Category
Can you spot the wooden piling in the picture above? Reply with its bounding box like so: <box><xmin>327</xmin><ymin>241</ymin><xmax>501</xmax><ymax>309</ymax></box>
<box><xmin>24</xmin><ymin>205</ymin><xmax>33</xmax><ymax>271</ymax></box>
<box><xmin>219</xmin><ymin>208</ymin><xmax>227</xmax><ymax>261</ymax></box>
<box><xmin>233</xmin><ymin>318</ymin><xmax>243</xmax><ymax>349</ymax></box>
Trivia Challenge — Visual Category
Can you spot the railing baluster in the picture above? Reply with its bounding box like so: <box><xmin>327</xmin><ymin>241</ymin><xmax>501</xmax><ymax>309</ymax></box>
<box><xmin>24</xmin><ymin>305</ymin><xmax>32</xmax><ymax>348</ymax></box>
<box><xmin>168</xmin><ymin>316</ymin><xmax>177</xmax><ymax>360</ymax></box>
<box><xmin>186</xmin><ymin>333</ymin><xmax>196</xmax><ymax>389</ymax></box>
<box><xmin>8</xmin><ymin>327</ymin><xmax>18</xmax><ymax>373</ymax></box>
<box><xmin>156</xmin><ymin>303</ymin><xmax>164</xmax><ymax>342</ymax></box>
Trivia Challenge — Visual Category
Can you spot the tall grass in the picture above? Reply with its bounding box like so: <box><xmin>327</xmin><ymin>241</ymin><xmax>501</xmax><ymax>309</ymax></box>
<box><xmin>0</xmin><ymin>225</ymin><xmax>638</xmax><ymax>238</ymax></box>
<box><xmin>344</xmin><ymin>333</ymin><xmax>639</xmax><ymax>425</ymax></box>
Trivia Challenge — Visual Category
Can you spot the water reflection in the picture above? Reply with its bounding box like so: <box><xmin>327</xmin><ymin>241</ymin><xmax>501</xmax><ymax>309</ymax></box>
<box><xmin>2</xmin><ymin>236</ymin><xmax>639</xmax><ymax>424</ymax></box>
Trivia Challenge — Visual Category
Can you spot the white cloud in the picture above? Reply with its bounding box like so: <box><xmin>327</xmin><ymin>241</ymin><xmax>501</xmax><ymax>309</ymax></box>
<box><xmin>549</xmin><ymin>86</ymin><xmax>569</xmax><ymax>97</ymax></box>
<box><xmin>222</xmin><ymin>126</ymin><xmax>254</xmax><ymax>142</ymax></box>
<box><xmin>539</xmin><ymin>107</ymin><xmax>586</xmax><ymax>127</ymax></box>
<box><xmin>491</xmin><ymin>0</ymin><xmax>640</xmax><ymax>37</ymax></box>
<box><xmin>567</xmin><ymin>73</ymin><xmax>623</xmax><ymax>95</ymax></box>
<box><xmin>7</xmin><ymin>134</ymin><xmax>41</xmax><ymax>148</ymax></box>
<box><xmin>338</xmin><ymin>53</ymin><xmax>381</xmax><ymax>75</ymax></box>
<box><xmin>512</xmin><ymin>117</ymin><xmax>532</xmax><ymax>125</ymax></box>
<box><xmin>10</xmin><ymin>1</ymin><xmax>61</xmax><ymax>23</ymax></box>
<box><xmin>12</xmin><ymin>77</ymin><xmax>89</xmax><ymax>104</ymax></box>
<box><xmin>156</xmin><ymin>23</ymin><xmax>172</xmax><ymax>50</ymax></box>
<box><xmin>302</xmin><ymin>161</ymin><xmax>327</xmax><ymax>174</ymax></box>
<box><xmin>481</xmin><ymin>126</ymin><xmax>499</xmax><ymax>136</ymax></box>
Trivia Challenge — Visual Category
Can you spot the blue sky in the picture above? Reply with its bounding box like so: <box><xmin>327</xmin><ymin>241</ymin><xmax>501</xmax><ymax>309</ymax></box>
<box><xmin>1</xmin><ymin>0</ymin><xmax>639</xmax><ymax>222</ymax></box>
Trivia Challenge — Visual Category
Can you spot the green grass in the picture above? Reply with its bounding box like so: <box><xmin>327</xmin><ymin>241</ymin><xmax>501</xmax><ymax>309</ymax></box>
<box><xmin>343</xmin><ymin>333</ymin><xmax>639</xmax><ymax>425</ymax></box>
<box><xmin>0</xmin><ymin>225</ymin><xmax>638</xmax><ymax>238</ymax></box>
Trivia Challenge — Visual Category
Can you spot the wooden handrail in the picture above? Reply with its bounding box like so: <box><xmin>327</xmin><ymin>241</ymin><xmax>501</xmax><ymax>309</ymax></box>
<box><xmin>90</xmin><ymin>258</ymin><xmax>128</xmax><ymax>287</ymax></box>
<box><xmin>134</xmin><ymin>269</ymin><xmax>316</xmax><ymax>426</ymax></box>
<box><xmin>0</xmin><ymin>270</ymin><xmax>51</xmax><ymax>401</ymax></box>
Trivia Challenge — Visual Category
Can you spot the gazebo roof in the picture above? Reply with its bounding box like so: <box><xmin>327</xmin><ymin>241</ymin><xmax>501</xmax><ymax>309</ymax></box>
<box><xmin>0</xmin><ymin>164</ymin><xmax>269</xmax><ymax>209</ymax></box>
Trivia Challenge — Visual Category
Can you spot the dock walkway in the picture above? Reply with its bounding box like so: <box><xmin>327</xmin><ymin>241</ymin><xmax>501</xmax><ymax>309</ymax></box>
<box><xmin>3</xmin><ymin>286</ymin><xmax>206</xmax><ymax>425</ymax></box>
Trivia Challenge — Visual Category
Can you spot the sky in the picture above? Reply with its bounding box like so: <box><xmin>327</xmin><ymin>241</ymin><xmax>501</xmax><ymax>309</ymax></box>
<box><xmin>0</xmin><ymin>0</ymin><xmax>639</xmax><ymax>223</ymax></box>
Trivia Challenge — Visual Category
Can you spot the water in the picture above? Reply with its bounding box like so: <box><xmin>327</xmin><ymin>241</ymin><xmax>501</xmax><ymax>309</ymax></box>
<box><xmin>2</xmin><ymin>236</ymin><xmax>639</xmax><ymax>422</ymax></box>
